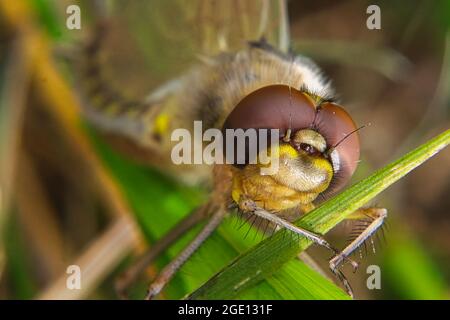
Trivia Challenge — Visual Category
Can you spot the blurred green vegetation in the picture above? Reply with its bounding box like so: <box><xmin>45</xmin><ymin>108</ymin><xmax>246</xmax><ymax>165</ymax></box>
<box><xmin>382</xmin><ymin>225</ymin><xmax>448</xmax><ymax>299</ymax></box>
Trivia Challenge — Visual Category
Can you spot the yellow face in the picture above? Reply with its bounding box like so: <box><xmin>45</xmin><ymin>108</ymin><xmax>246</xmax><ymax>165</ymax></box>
<box><xmin>231</xmin><ymin>129</ymin><xmax>334</xmax><ymax>213</ymax></box>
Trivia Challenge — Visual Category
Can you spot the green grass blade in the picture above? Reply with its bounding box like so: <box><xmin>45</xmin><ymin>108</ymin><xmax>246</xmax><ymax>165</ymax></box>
<box><xmin>189</xmin><ymin>129</ymin><xmax>450</xmax><ymax>299</ymax></box>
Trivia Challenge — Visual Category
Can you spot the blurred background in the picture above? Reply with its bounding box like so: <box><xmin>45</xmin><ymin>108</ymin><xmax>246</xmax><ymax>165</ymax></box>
<box><xmin>0</xmin><ymin>0</ymin><xmax>449</xmax><ymax>300</ymax></box>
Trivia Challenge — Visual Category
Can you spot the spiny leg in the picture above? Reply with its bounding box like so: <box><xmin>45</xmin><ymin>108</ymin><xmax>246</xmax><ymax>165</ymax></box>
<box><xmin>329</xmin><ymin>207</ymin><xmax>388</xmax><ymax>298</ymax></box>
<box><xmin>115</xmin><ymin>205</ymin><xmax>208</xmax><ymax>299</ymax></box>
<box><xmin>145</xmin><ymin>206</ymin><xmax>227</xmax><ymax>300</ymax></box>
<box><xmin>239</xmin><ymin>198</ymin><xmax>358</xmax><ymax>268</ymax></box>
<box><xmin>329</xmin><ymin>208</ymin><xmax>387</xmax><ymax>269</ymax></box>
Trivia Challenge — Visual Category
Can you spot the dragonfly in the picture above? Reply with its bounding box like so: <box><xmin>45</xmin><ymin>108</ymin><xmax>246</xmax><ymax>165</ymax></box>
<box><xmin>76</xmin><ymin>0</ymin><xmax>387</xmax><ymax>299</ymax></box>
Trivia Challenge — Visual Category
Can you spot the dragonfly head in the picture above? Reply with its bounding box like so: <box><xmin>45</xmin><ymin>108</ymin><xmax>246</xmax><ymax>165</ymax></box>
<box><xmin>223</xmin><ymin>85</ymin><xmax>360</xmax><ymax>209</ymax></box>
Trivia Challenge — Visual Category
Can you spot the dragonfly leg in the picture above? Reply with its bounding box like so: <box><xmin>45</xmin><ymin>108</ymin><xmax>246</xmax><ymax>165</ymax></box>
<box><xmin>329</xmin><ymin>207</ymin><xmax>388</xmax><ymax>298</ymax></box>
<box><xmin>239</xmin><ymin>198</ymin><xmax>358</xmax><ymax>267</ymax></box>
<box><xmin>145</xmin><ymin>206</ymin><xmax>226</xmax><ymax>300</ymax></box>
<box><xmin>115</xmin><ymin>205</ymin><xmax>208</xmax><ymax>299</ymax></box>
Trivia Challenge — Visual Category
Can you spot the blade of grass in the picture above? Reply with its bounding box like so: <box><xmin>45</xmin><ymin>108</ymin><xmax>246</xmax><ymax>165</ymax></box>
<box><xmin>189</xmin><ymin>129</ymin><xmax>450</xmax><ymax>299</ymax></box>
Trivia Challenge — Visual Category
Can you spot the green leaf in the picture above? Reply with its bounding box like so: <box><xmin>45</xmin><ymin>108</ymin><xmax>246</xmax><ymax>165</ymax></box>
<box><xmin>189</xmin><ymin>129</ymin><xmax>450</xmax><ymax>299</ymax></box>
<box><xmin>240</xmin><ymin>260</ymin><xmax>351</xmax><ymax>300</ymax></box>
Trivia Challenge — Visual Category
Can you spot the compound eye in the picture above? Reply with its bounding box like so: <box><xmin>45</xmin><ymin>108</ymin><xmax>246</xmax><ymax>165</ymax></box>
<box><xmin>222</xmin><ymin>85</ymin><xmax>317</xmax><ymax>166</ymax></box>
<box><xmin>223</xmin><ymin>85</ymin><xmax>316</xmax><ymax>132</ymax></box>
<box><xmin>315</xmin><ymin>102</ymin><xmax>360</xmax><ymax>192</ymax></box>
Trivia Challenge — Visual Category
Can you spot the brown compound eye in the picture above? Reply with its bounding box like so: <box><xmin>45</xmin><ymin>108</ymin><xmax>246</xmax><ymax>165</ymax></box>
<box><xmin>223</xmin><ymin>84</ymin><xmax>316</xmax><ymax>133</ymax></box>
<box><xmin>222</xmin><ymin>84</ymin><xmax>361</xmax><ymax>194</ymax></box>
<box><xmin>222</xmin><ymin>85</ymin><xmax>317</xmax><ymax>165</ymax></box>
<box><xmin>314</xmin><ymin>102</ymin><xmax>360</xmax><ymax>192</ymax></box>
